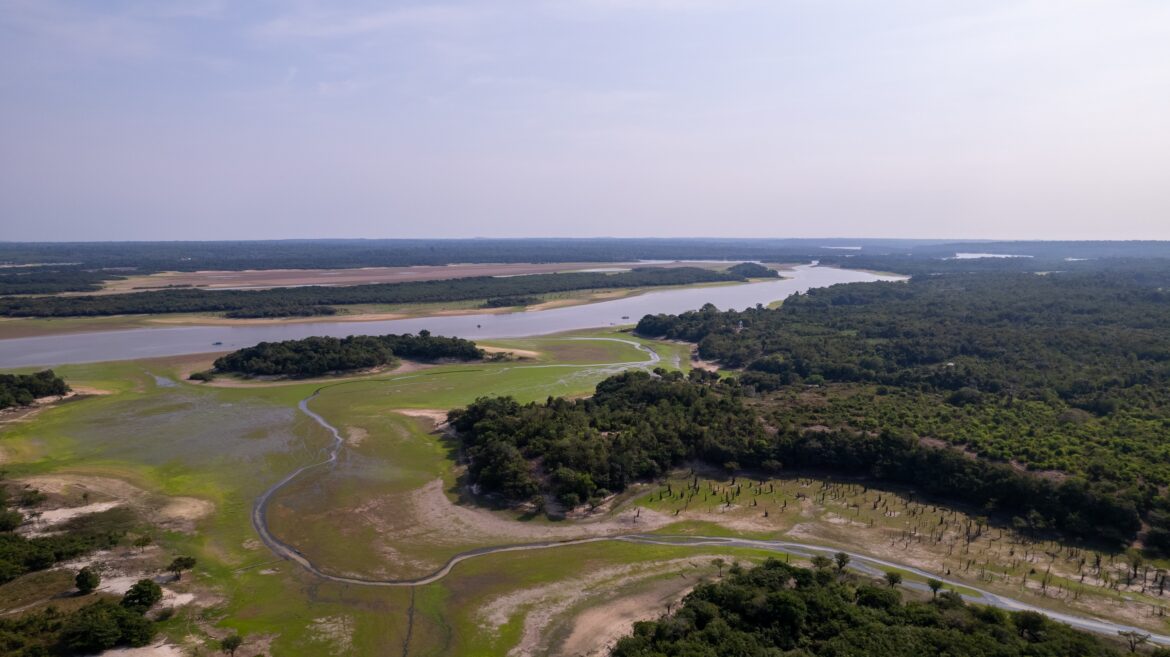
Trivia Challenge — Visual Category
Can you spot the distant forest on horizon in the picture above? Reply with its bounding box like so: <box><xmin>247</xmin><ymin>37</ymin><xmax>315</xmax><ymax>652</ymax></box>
<box><xmin>4</xmin><ymin>238</ymin><xmax>1170</xmax><ymax>297</ymax></box>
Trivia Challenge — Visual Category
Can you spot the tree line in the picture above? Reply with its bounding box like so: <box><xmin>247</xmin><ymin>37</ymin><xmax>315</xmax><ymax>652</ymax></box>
<box><xmin>5</xmin><ymin>240</ymin><xmax>1169</xmax><ymax>295</ymax></box>
<box><xmin>0</xmin><ymin>238</ymin><xmax>933</xmax><ymax>272</ymax></box>
<box><xmin>632</xmin><ymin>268</ymin><xmax>1170</xmax><ymax>550</ymax></box>
<box><xmin>1</xmin><ymin>267</ymin><xmax>748</xmax><ymax>317</ymax></box>
<box><xmin>0</xmin><ymin>370</ymin><xmax>69</xmax><ymax>410</ymax></box>
<box><xmin>449</xmin><ymin>369</ymin><xmax>1139</xmax><ymax>545</ymax></box>
<box><xmin>211</xmin><ymin>330</ymin><xmax>482</xmax><ymax>377</ymax></box>
<box><xmin>612</xmin><ymin>557</ymin><xmax>1146</xmax><ymax>656</ymax></box>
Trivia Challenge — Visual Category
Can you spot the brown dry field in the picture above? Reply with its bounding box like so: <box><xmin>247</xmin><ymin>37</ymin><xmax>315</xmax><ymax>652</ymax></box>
<box><xmin>93</xmin><ymin>261</ymin><xmax>743</xmax><ymax>294</ymax></box>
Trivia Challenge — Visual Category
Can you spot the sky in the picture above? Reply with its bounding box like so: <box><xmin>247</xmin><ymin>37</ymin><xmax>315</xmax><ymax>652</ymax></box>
<box><xmin>1</xmin><ymin>1</ymin><xmax>1168</xmax><ymax>241</ymax></box>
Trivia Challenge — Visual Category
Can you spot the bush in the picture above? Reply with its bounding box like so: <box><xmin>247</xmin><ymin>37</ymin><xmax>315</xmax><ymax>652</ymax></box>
<box><xmin>60</xmin><ymin>601</ymin><xmax>155</xmax><ymax>653</ymax></box>
<box><xmin>121</xmin><ymin>579</ymin><xmax>162</xmax><ymax>613</ymax></box>
<box><xmin>75</xmin><ymin>567</ymin><xmax>100</xmax><ymax>594</ymax></box>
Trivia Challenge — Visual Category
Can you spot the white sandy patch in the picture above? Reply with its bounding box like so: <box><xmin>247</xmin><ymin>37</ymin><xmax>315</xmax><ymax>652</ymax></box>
<box><xmin>160</xmin><ymin>590</ymin><xmax>195</xmax><ymax>607</ymax></box>
<box><xmin>480</xmin><ymin>558</ymin><xmax>712</xmax><ymax>657</ymax></box>
<box><xmin>15</xmin><ymin>474</ymin><xmax>213</xmax><ymax>535</ymax></box>
<box><xmin>480</xmin><ymin>346</ymin><xmax>541</xmax><ymax>359</ymax></box>
<box><xmin>100</xmin><ymin>643</ymin><xmax>185</xmax><ymax>657</ymax></box>
<box><xmin>395</xmin><ymin>408</ymin><xmax>451</xmax><ymax>426</ymax></box>
<box><xmin>97</xmin><ymin>572</ymin><xmax>169</xmax><ymax>596</ymax></box>
<box><xmin>406</xmin><ymin>479</ymin><xmax>670</xmax><ymax>545</ymax></box>
<box><xmin>18</xmin><ymin>501</ymin><xmax>123</xmax><ymax>536</ymax></box>
<box><xmin>558</xmin><ymin>579</ymin><xmax>694</xmax><ymax>657</ymax></box>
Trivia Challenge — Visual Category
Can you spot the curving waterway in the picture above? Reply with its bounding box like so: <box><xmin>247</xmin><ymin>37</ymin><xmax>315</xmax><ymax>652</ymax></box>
<box><xmin>17</xmin><ymin>263</ymin><xmax>1162</xmax><ymax>644</ymax></box>
<box><xmin>249</xmin><ymin>339</ymin><xmax>1170</xmax><ymax>646</ymax></box>
<box><xmin>0</xmin><ymin>264</ymin><xmax>900</xmax><ymax>368</ymax></box>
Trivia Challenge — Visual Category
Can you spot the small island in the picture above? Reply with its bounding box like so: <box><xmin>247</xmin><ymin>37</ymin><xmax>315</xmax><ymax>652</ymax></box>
<box><xmin>199</xmin><ymin>330</ymin><xmax>483</xmax><ymax>379</ymax></box>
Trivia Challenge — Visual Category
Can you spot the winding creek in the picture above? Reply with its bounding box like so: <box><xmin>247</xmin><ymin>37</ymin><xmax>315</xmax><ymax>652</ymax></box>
<box><xmin>11</xmin><ymin>262</ymin><xmax>1164</xmax><ymax>645</ymax></box>
<box><xmin>250</xmin><ymin>339</ymin><xmax>1170</xmax><ymax>646</ymax></box>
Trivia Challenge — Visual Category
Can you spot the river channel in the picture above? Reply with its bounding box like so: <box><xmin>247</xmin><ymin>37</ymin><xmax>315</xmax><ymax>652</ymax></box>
<box><xmin>0</xmin><ymin>264</ymin><xmax>900</xmax><ymax>367</ymax></box>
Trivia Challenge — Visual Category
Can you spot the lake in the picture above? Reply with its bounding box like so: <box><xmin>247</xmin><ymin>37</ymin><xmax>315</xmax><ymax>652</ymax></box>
<box><xmin>0</xmin><ymin>264</ymin><xmax>902</xmax><ymax>368</ymax></box>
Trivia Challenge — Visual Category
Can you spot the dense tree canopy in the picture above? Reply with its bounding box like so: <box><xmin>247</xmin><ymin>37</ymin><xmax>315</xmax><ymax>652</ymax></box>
<box><xmin>726</xmin><ymin>262</ymin><xmax>780</xmax><ymax>278</ymax></box>
<box><xmin>1</xmin><ymin>267</ymin><xmax>747</xmax><ymax>317</ymax></box>
<box><xmin>0</xmin><ymin>370</ymin><xmax>69</xmax><ymax>410</ymax></box>
<box><xmin>612</xmin><ymin>558</ymin><xmax>1134</xmax><ymax>657</ymax></box>
<box><xmin>451</xmin><ymin>369</ymin><xmax>758</xmax><ymax>507</ymax></box>
<box><xmin>438</xmin><ymin>261</ymin><xmax>1170</xmax><ymax>550</ymax></box>
<box><xmin>449</xmin><ymin>370</ymin><xmax>1138</xmax><ymax>544</ymax></box>
<box><xmin>4</xmin><ymin>239</ymin><xmax>1168</xmax><ymax>295</ymax></box>
<box><xmin>213</xmin><ymin>331</ymin><xmax>482</xmax><ymax>377</ymax></box>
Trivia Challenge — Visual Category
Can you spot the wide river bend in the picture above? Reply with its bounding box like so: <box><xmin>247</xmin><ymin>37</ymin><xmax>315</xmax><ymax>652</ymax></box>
<box><xmin>0</xmin><ymin>264</ymin><xmax>900</xmax><ymax>367</ymax></box>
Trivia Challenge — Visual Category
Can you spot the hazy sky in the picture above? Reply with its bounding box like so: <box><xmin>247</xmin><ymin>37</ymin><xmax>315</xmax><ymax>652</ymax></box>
<box><xmin>2</xmin><ymin>1</ymin><xmax>1168</xmax><ymax>241</ymax></box>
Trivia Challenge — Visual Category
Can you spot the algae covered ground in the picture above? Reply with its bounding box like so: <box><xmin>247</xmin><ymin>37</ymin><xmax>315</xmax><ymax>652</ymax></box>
<box><xmin>0</xmin><ymin>329</ymin><xmax>757</xmax><ymax>656</ymax></box>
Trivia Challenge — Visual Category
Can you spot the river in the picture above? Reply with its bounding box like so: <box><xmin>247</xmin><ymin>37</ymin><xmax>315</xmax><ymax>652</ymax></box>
<box><xmin>0</xmin><ymin>264</ymin><xmax>900</xmax><ymax>368</ymax></box>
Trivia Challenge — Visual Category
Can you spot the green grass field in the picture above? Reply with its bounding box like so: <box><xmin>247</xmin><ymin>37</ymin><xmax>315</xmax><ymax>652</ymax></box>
<box><xmin>3</xmin><ymin>328</ymin><xmax>1167</xmax><ymax>655</ymax></box>
<box><xmin>0</xmin><ymin>329</ymin><xmax>719</xmax><ymax>655</ymax></box>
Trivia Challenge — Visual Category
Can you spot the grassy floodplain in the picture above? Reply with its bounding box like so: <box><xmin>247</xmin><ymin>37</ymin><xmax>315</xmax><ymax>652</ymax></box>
<box><xmin>2</xmin><ymin>329</ymin><xmax>762</xmax><ymax>656</ymax></box>
<box><xmin>3</xmin><ymin>327</ymin><xmax>1167</xmax><ymax>655</ymax></box>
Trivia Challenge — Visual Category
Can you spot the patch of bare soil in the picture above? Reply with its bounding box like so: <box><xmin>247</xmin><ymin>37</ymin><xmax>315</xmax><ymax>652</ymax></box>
<box><xmin>480</xmin><ymin>557</ymin><xmax>716</xmax><ymax>657</ymax></box>
<box><xmin>95</xmin><ymin>262</ymin><xmax>728</xmax><ymax>294</ymax></box>
<box><xmin>100</xmin><ymin>642</ymin><xmax>186</xmax><ymax>657</ymax></box>
<box><xmin>55</xmin><ymin>544</ymin><xmax>215</xmax><ymax>615</ymax></box>
<box><xmin>690</xmin><ymin>358</ymin><xmax>720</xmax><ymax>372</ymax></box>
<box><xmin>556</xmin><ymin>577</ymin><xmax>696</xmax><ymax>657</ymax></box>
<box><xmin>17</xmin><ymin>474</ymin><xmax>212</xmax><ymax>534</ymax></box>
<box><xmin>480</xmin><ymin>346</ymin><xmax>542</xmax><ymax>359</ymax></box>
<box><xmin>524</xmin><ymin>289</ymin><xmax>633</xmax><ymax>312</ymax></box>
<box><xmin>17</xmin><ymin>502</ymin><xmax>123</xmax><ymax>537</ymax></box>
<box><xmin>405</xmin><ymin>479</ymin><xmax>672</xmax><ymax>546</ymax></box>
<box><xmin>337</xmin><ymin>477</ymin><xmax>673</xmax><ymax>578</ymax></box>
<box><xmin>395</xmin><ymin>408</ymin><xmax>451</xmax><ymax>426</ymax></box>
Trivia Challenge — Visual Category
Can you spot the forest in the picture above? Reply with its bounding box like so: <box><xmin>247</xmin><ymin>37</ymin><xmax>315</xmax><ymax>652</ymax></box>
<box><xmin>449</xmin><ymin>370</ymin><xmax>1139</xmax><ymax>545</ymax></box>
<box><xmin>635</xmin><ymin>273</ymin><xmax>1170</xmax><ymax>464</ymax></box>
<box><xmin>0</xmin><ymin>370</ymin><xmax>69</xmax><ymax>410</ymax></box>
<box><xmin>0</xmin><ymin>238</ymin><xmax>932</xmax><ymax>273</ymax></box>
<box><xmin>611</xmin><ymin>557</ymin><xmax>1146</xmax><ymax>656</ymax></box>
<box><xmin>448</xmin><ymin>262</ymin><xmax>1170</xmax><ymax>552</ymax></box>
<box><xmin>1</xmin><ymin>267</ymin><xmax>747</xmax><ymax>317</ymax></box>
<box><xmin>211</xmin><ymin>331</ymin><xmax>482</xmax><ymax>377</ymax></box>
<box><xmin>6</xmin><ymin>239</ymin><xmax>1168</xmax><ymax>295</ymax></box>
<box><xmin>726</xmin><ymin>262</ymin><xmax>780</xmax><ymax>278</ymax></box>
<box><xmin>639</xmin><ymin>268</ymin><xmax>1170</xmax><ymax>549</ymax></box>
